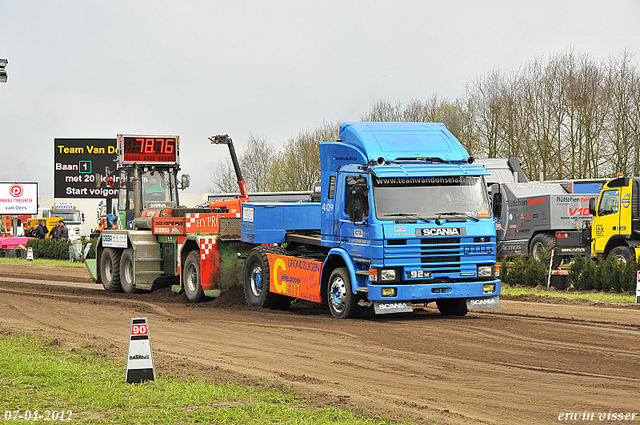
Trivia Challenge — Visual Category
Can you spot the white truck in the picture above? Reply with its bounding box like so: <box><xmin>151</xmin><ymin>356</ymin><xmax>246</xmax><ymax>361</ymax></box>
<box><xmin>41</xmin><ymin>204</ymin><xmax>85</xmax><ymax>241</ymax></box>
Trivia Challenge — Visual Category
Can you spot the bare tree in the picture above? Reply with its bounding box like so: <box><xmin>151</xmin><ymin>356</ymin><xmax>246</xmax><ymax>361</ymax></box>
<box><xmin>267</xmin><ymin>121</ymin><xmax>339</xmax><ymax>191</ymax></box>
<box><xmin>206</xmin><ymin>159</ymin><xmax>237</xmax><ymax>193</ymax></box>
<box><xmin>240</xmin><ymin>133</ymin><xmax>276</xmax><ymax>192</ymax></box>
<box><xmin>604</xmin><ymin>50</ymin><xmax>638</xmax><ymax>176</ymax></box>
<box><xmin>207</xmin><ymin>133</ymin><xmax>276</xmax><ymax>193</ymax></box>
<box><xmin>467</xmin><ymin>68</ymin><xmax>507</xmax><ymax>158</ymax></box>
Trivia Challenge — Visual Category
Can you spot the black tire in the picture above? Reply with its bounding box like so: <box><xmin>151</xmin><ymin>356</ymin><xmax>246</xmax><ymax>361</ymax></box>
<box><xmin>243</xmin><ymin>246</ymin><xmax>292</xmax><ymax>310</ymax></box>
<box><xmin>326</xmin><ymin>267</ymin><xmax>361</xmax><ymax>319</ymax></box>
<box><xmin>436</xmin><ymin>298</ymin><xmax>468</xmax><ymax>316</ymax></box>
<box><xmin>100</xmin><ymin>248</ymin><xmax>122</xmax><ymax>292</ymax></box>
<box><xmin>607</xmin><ymin>245</ymin><xmax>635</xmax><ymax>265</ymax></box>
<box><xmin>183</xmin><ymin>251</ymin><xmax>206</xmax><ymax>302</ymax></box>
<box><xmin>530</xmin><ymin>233</ymin><xmax>560</xmax><ymax>268</ymax></box>
<box><xmin>120</xmin><ymin>248</ymin><xmax>141</xmax><ymax>293</ymax></box>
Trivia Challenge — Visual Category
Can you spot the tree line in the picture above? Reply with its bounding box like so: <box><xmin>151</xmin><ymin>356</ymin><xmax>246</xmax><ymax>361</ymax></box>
<box><xmin>209</xmin><ymin>49</ymin><xmax>640</xmax><ymax>193</ymax></box>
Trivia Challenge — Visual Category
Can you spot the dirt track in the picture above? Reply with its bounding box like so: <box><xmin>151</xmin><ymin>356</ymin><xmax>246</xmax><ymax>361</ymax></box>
<box><xmin>1</xmin><ymin>263</ymin><xmax>640</xmax><ymax>425</ymax></box>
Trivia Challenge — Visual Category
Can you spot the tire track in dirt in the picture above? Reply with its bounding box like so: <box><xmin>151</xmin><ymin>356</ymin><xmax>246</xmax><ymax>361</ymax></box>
<box><xmin>2</xmin><ymin>265</ymin><xmax>640</xmax><ymax>424</ymax></box>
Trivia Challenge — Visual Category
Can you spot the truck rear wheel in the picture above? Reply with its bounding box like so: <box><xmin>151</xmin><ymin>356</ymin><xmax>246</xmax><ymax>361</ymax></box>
<box><xmin>243</xmin><ymin>246</ymin><xmax>291</xmax><ymax>310</ymax></box>
<box><xmin>327</xmin><ymin>267</ymin><xmax>361</xmax><ymax>319</ymax></box>
<box><xmin>607</xmin><ymin>246</ymin><xmax>635</xmax><ymax>265</ymax></box>
<box><xmin>100</xmin><ymin>248</ymin><xmax>122</xmax><ymax>292</ymax></box>
<box><xmin>436</xmin><ymin>298</ymin><xmax>468</xmax><ymax>316</ymax></box>
<box><xmin>183</xmin><ymin>251</ymin><xmax>206</xmax><ymax>302</ymax></box>
<box><xmin>120</xmin><ymin>248</ymin><xmax>141</xmax><ymax>293</ymax></box>
<box><xmin>530</xmin><ymin>233</ymin><xmax>560</xmax><ymax>268</ymax></box>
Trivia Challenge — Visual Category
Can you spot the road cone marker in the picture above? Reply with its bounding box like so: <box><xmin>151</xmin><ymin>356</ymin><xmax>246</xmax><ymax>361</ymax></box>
<box><xmin>125</xmin><ymin>317</ymin><xmax>155</xmax><ymax>383</ymax></box>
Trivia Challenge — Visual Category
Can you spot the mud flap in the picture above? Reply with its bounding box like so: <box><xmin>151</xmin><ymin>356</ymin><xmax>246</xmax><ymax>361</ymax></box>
<box><xmin>466</xmin><ymin>296</ymin><xmax>501</xmax><ymax>310</ymax></box>
<box><xmin>373</xmin><ymin>301</ymin><xmax>413</xmax><ymax>315</ymax></box>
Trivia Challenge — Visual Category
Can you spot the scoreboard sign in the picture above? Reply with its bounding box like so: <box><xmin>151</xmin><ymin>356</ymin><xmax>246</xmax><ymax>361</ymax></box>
<box><xmin>0</xmin><ymin>182</ymin><xmax>38</xmax><ymax>215</ymax></box>
<box><xmin>118</xmin><ymin>135</ymin><xmax>180</xmax><ymax>165</ymax></box>
<box><xmin>54</xmin><ymin>138</ymin><xmax>118</xmax><ymax>198</ymax></box>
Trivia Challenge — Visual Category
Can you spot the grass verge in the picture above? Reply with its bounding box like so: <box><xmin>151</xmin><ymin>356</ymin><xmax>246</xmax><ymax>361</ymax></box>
<box><xmin>501</xmin><ymin>285</ymin><xmax>636</xmax><ymax>304</ymax></box>
<box><xmin>0</xmin><ymin>258</ymin><xmax>86</xmax><ymax>268</ymax></box>
<box><xmin>0</xmin><ymin>331</ymin><xmax>398</xmax><ymax>424</ymax></box>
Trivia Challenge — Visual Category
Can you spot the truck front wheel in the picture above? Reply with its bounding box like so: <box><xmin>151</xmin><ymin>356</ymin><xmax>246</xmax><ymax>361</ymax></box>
<box><xmin>436</xmin><ymin>298</ymin><xmax>468</xmax><ymax>316</ymax></box>
<box><xmin>243</xmin><ymin>246</ymin><xmax>291</xmax><ymax>310</ymax></box>
<box><xmin>327</xmin><ymin>267</ymin><xmax>361</xmax><ymax>319</ymax></box>
<box><xmin>183</xmin><ymin>251</ymin><xmax>206</xmax><ymax>302</ymax></box>
<box><xmin>100</xmin><ymin>248</ymin><xmax>122</xmax><ymax>292</ymax></box>
<box><xmin>607</xmin><ymin>246</ymin><xmax>635</xmax><ymax>265</ymax></box>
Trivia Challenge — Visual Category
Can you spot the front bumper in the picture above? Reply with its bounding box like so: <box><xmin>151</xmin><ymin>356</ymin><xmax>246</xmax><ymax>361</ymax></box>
<box><xmin>365</xmin><ymin>279</ymin><xmax>501</xmax><ymax>303</ymax></box>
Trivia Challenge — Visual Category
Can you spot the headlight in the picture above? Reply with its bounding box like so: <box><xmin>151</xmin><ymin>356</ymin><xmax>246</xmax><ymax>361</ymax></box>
<box><xmin>380</xmin><ymin>269</ymin><xmax>396</xmax><ymax>281</ymax></box>
<box><xmin>477</xmin><ymin>265</ymin><xmax>493</xmax><ymax>277</ymax></box>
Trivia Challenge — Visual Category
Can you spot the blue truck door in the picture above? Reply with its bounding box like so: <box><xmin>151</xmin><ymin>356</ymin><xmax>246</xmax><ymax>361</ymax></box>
<box><xmin>339</xmin><ymin>174</ymin><xmax>371</xmax><ymax>260</ymax></box>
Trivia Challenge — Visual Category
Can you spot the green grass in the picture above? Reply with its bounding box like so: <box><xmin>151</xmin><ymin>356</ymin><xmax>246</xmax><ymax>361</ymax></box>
<box><xmin>0</xmin><ymin>332</ymin><xmax>399</xmax><ymax>424</ymax></box>
<box><xmin>0</xmin><ymin>257</ymin><xmax>86</xmax><ymax>268</ymax></box>
<box><xmin>501</xmin><ymin>284</ymin><xmax>636</xmax><ymax>303</ymax></box>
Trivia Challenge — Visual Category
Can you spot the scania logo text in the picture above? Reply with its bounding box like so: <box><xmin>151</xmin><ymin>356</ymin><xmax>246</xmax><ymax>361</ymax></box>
<box><xmin>416</xmin><ymin>228</ymin><xmax>465</xmax><ymax>237</ymax></box>
<box><xmin>378</xmin><ymin>302</ymin><xmax>408</xmax><ymax>310</ymax></box>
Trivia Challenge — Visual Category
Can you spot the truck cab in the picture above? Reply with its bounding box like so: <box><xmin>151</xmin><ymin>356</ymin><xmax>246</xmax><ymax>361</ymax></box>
<box><xmin>317</xmin><ymin>122</ymin><xmax>499</xmax><ymax>314</ymax></box>
<box><xmin>589</xmin><ymin>177</ymin><xmax>640</xmax><ymax>263</ymax></box>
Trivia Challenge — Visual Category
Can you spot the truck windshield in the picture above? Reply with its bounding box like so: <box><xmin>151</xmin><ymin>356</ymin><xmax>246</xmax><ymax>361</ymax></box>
<box><xmin>372</xmin><ymin>176</ymin><xmax>491</xmax><ymax>220</ymax></box>
<box><xmin>142</xmin><ymin>170</ymin><xmax>178</xmax><ymax>208</ymax></box>
<box><xmin>51</xmin><ymin>210</ymin><xmax>82</xmax><ymax>224</ymax></box>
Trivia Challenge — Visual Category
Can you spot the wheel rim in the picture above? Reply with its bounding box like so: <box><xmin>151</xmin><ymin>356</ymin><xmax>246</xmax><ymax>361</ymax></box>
<box><xmin>329</xmin><ymin>276</ymin><xmax>347</xmax><ymax>314</ymax></box>
<box><xmin>614</xmin><ymin>254</ymin><xmax>628</xmax><ymax>265</ymax></box>
<box><xmin>532</xmin><ymin>242</ymin><xmax>544</xmax><ymax>261</ymax></box>
<box><xmin>123</xmin><ymin>257</ymin><xmax>133</xmax><ymax>285</ymax></box>
<box><xmin>250</xmin><ymin>264</ymin><xmax>263</xmax><ymax>297</ymax></box>
<box><xmin>104</xmin><ymin>257</ymin><xmax>113</xmax><ymax>281</ymax></box>
<box><xmin>186</xmin><ymin>263</ymin><xmax>198</xmax><ymax>293</ymax></box>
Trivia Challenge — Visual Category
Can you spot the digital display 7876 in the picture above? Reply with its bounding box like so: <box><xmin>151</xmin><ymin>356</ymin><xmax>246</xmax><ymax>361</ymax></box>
<box><xmin>118</xmin><ymin>135</ymin><xmax>179</xmax><ymax>165</ymax></box>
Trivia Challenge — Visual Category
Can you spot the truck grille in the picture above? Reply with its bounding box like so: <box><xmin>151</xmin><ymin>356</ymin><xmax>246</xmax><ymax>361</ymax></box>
<box><xmin>384</xmin><ymin>236</ymin><xmax>494</xmax><ymax>279</ymax></box>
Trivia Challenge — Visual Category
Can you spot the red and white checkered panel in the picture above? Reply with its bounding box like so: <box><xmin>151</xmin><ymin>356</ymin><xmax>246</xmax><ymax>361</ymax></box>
<box><xmin>200</xmin><ymin>237</ymin><xmax>216</xmax><ymax>260</ymax></box>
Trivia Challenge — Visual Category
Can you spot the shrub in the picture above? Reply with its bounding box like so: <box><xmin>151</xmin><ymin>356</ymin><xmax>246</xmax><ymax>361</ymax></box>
<box><xmin>500</xmin><ymin>256</ymin><xmax>548</xmax><ymax>288</ymax></box>
<box><xmin>25</xmin><ymin>238</ymin><xmax>97</xmax><ymax>261</ymax></box>
<box><xmin>523</xmin><ymin>258</ymin><xmax>546</xmax><ymax>287</ymax></box>
<box><xmin>567</xmin><ymin>255</ymin><xmax>638</xmax><ymax>293</ymax></box>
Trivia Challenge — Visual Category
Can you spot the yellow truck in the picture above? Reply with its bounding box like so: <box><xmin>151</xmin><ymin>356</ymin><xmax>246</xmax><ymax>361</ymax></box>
<box><xmin>589</xmin><ymin>176</ymin><xmax>640</xmax><ymax>263</ymax></box>
<box><xmin>25</xmin><ymin>217</ymin><xmax>63</xmax><ymax>239</ymax></box>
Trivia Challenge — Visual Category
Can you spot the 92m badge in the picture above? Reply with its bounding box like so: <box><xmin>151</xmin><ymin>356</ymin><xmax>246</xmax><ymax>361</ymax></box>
<box><xmin>409</xmin><ymin>270</ymin><xmax>431</xmax><ymax>278</ymax></box>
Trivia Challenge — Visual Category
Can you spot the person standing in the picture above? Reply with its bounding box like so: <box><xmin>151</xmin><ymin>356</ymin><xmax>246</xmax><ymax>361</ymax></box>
<box><xmin>582</xmin><ymin>219</ymin><xmax>592</xmax><ymax>260</ymax></box>
<box><xmin>57</xmin><ymin>219</ymin><xmax>68</xmax><ymax>240</ymax></box>
<box><xmin>48</xmin><ymin>221</ymin><xmax>59</xmax><ymax>240</ymax></box>
<box><xmin>34</xmin><ymin>220</ymin><xmax>48</xmax><ymax>239</ymax></box>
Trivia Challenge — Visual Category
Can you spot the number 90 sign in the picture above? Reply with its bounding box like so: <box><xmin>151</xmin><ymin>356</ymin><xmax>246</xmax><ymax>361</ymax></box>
<box><xmin>131</xmin><ymin>324</ymin><xmax>148</xmax><ymax>336</ymax></box>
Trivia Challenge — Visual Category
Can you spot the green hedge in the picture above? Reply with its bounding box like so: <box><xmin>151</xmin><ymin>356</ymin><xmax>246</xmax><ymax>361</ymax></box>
<box><xmin>501</xmin><ymin>254</ymin><xmax>638</xmax><ymax>293</ymax></box>
<box><xmin>25</xmin><ymin>238</ymin><xmax>97</xmax><ymax>261</ymax></box>
<box><xmin>499</xmin><ymin>256</ymin><xmax>547</xmax><ymax>288</ymax></box>
<box><xmin>567</xmin><ymin>254</ymin><xmax>637</xmax><ymax>293</ymax></box>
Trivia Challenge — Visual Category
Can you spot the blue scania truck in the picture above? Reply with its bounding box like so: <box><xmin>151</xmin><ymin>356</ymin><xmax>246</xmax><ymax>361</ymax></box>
<box><xmin>240</xmin><ymin>122</ymin><xmax>501</xmax><ymax>318</ymax></box>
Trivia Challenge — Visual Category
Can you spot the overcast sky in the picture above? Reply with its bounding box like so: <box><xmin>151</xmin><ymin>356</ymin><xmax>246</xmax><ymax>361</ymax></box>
<box><xmin>1</xmin><ymin>0</ymin><xmax>639</xmax><ymax>197</ymax></box>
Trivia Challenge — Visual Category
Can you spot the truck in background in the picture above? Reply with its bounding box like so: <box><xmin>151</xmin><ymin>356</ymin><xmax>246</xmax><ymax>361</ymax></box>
<box><xmin>589</xmin><ymin>176</ymin><xmax>640</xmax><ymax>263</ymax></box>
<box><xmin>476</xmin><ymin>157</ymin><xmax>529</xmax><ymax>184</ymax></box>
<box><xmin>25</xmin><ymin>217</ymin><xmax>62</xmax><ymax>239</ymax></box>
<box><xmin>40</xmin><ymin>204</ymin><xmax>85</xmax><ymax>241</ymax></box>
<box><xmin>240</xmin><ymin>122</ymin><xmax>501</xmax><ymax>318</ymax></box>
<box><xmin>490</xmin><ymin>182</ymin><xmax>599</xmax><ymax>266</ymax></box>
